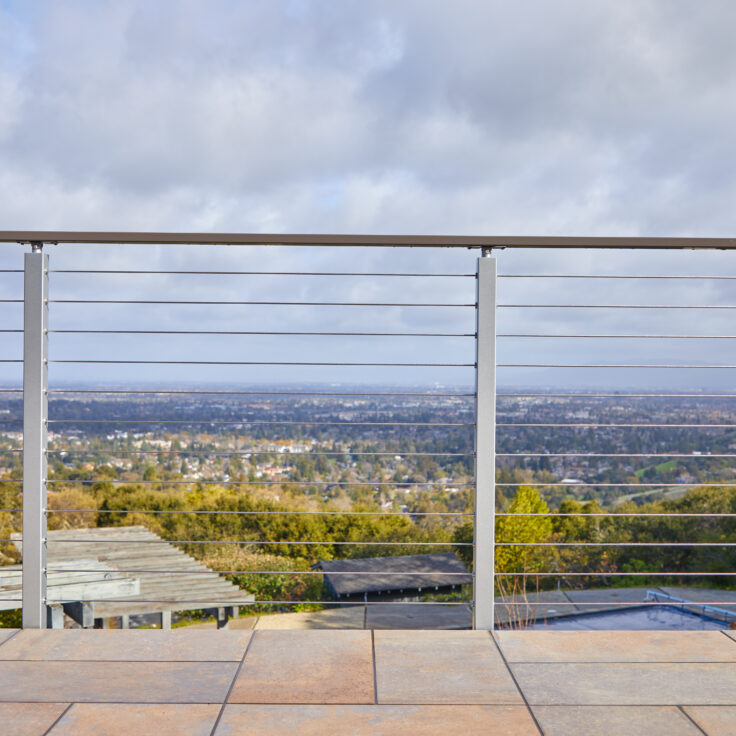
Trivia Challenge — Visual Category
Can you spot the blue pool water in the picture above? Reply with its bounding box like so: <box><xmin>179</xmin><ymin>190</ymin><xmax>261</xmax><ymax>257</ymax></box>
<box><xmin>531</xmin><ymin>605</ymin><xmax>732</xmax><ymax>630</ymax></box>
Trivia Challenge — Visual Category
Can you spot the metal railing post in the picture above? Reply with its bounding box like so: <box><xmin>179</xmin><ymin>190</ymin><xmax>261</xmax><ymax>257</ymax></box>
<box><xmin>473</xmin><ymin>249</ymin><xmax>496</xmax><ymax>629</ymax></box>
<box><xmin>22</xmin><ymin>242</ymin><xmax>48</xmax><ymax>628</ymax></box>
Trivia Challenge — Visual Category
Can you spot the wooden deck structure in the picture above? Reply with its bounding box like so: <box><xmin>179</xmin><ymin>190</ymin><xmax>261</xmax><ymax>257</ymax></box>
<box><xmin>10</xmin><ymin>526</ymin><xmax>253</xmax><ymax>629</ymax></box>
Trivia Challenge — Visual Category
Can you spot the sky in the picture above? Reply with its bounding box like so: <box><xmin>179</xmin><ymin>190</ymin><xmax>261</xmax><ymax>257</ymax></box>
<box><xmin>2</xmin><ymin>0</ymin><xmax>736</xmax><ymax>389</ymax></box>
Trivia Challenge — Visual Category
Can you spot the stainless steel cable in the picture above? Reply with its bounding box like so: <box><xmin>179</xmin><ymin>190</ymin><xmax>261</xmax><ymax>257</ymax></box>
<box><xmin>48</xmin><ymin>508</ymin><xmax>473</xmax><ymax>516</ymax></box>
<box><xmin>499</xmin><ymin>303</ymin><xmax>736</xmax><ymax>309</ymax></box>
<box><xmin>50</xmin><ymin>299</ymin><xmax>475</xmax><ymax>307</ymax></box>
<box><xmin>498</xmin><ymin>363</ymin><xmax>736</xmax><ymax>369</ymax></box>
<box><xmin>498</xmin><ymin>274</ymin><xmax>736</xmax><ymax>280</ymax></box>
<box><xmin>45</xmin><ymin>389</ymin><xmax>476</xmax><ymax>397</ymax></box>
<box><xmin>49</xmin><ymin>359</ymin><xmax>475</xmax><ymax>367</ymax></box>
<box><xmin>49</xmin><ymin>539</ymin><xmax>471</xmax><ymax>546</ymax></box>
<box><xmin>50</xmin><ymin>269</ymin><xmax>476</xmax><ymax>277</ymax></box>
<box><xmin>497</xmin><ymin>422</ymin><xmax>736</xmax><ymax>428</ymax></box>
<box><xmin>45</xmin><ymin>479</ymin><xmax>474</xmax><ymax>486</ymax></box>
<box><xmin>50</xmin><ymin>329</ymin><xmax>475</xmax><ymax>337</ymax></box>
<box><xmin>45</xmin><ymin>419</ymin><xmax>473</xmax><ymax>426</ymax></box>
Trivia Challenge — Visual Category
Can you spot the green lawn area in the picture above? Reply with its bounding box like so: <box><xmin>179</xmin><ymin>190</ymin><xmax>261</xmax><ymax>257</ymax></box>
<box><xmin>634</xmin><ymin>460</ymin><xmax>678</xmax><ymax>479</ymax></box>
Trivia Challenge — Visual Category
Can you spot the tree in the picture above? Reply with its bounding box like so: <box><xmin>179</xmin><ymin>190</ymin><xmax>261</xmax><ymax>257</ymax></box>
<box><xmin>496</xmin><ymin>485</ymin><xmax>553</xmax><ymax>576</ymax></box>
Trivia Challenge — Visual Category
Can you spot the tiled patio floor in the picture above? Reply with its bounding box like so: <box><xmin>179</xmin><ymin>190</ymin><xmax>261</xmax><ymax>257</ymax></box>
<box><xmin>1</xmin><ymin>628</ymin><xmax>735</xmax><ymax>734</ymax></box>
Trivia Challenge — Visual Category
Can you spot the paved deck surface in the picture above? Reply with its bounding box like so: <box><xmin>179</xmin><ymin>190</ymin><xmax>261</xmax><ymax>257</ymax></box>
<box><xmin>1</xmin><ymin>628</ymin><xmax>735</xmax><ymax>734</ymax></box>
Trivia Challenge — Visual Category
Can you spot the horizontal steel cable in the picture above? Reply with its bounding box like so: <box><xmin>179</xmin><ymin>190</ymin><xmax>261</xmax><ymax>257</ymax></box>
<box><xmin>45</xmin><ymin>479</ymin><xmax>474</xmax><ymax>486</ymax></box>
<box><xmin>496</xmin><ymin>512</ymin><xmax>736</xmax><ymax>517</ymax></box>
<box><xmin>50</xmin><ymin>329</ymin><xmax>475</xmax><ymax>337</ymax></box>
<box><xmin>496</xmin><ymin>482</ymin><xmax>736</xmax><ymax>487</ymax></box>
<box><xmin>49</xmin><ymin>360</ymin><xmax>475</xmax><ymax>367</ymax></box>
<box><xmin>497</xmin><ymin>452</ymin><xmax>736</xmax><ymax>457</ymax></box>
<box><xmin>498</xmin><ymin>333</ymin><xmax>736</xmax><ymax>339</ymax></box>
<box><xmin>45</xmin><ymin>389</ymin><xmax>476</xmax><ymax>397</ymax></box>
<box><xmin>52</xmin><ymin>361</ymin><xmax>475</xmax><ymax>371</ymax></box>
<box><xmin>498</xmin><ymin>393</ymin><xmax>736</xmax><ymax>398</ymax></box>
<box><xmin>495</xmin><ymin>542</ymin><xmax>736</xmax><ymax>547</ymax></box>
<box><xmin>50</xmin><ymin>299</ymin><xmax>475</xmax><ymax>307</ymax></box>
<box><xmin>497</xmin><ymin>422</ymin><xmax>736</xmax><ymax>427</ymax></box>
<box><xmin>497</xmin><ymin>571</ymin><xmax>736</xmax><ymax>576</ymax></box>
<box><xmin>44</xmin><ymin>419</ymin><xmax>473</xmax><ymax>426</ymax></box>
<box><xmin>494</xmin><ymin>601</ymin><xmax>736</xmax><ymax>607</ymax></box>
<box><xmin>498</xmin><ymin>363</ymin><xmax>736</xmax><ymax>368</ymax></box>
<box><xmin>45</xmin><ymin>450</ymin><xmax>474</xmax><ymax>457</ymax></box>
<box><xmin>46</xmin><ymin>508</ymin><xmax>472</xmax><ymax>516</ymax></box>
<box><xmin>498</xmin><ymin>274</ymin><xmax>736</xmax><ymax>280</ymax></box>
<box><xmin>50</xmin><ymin>269</ymin><xmax>476</xmax><ymax>276</ymax></box>
<box><xmin>42</xmin><ymin>599</ymin><xmax>471</xmax><ymax>606</ymax></box>
<box><xmin>46</xmin><ymin>568</ymin><xmax>472</xmax><ymax>576</ymax></box>
<box><xmin>499</xmin><ymin>303</ymin><xmax>736</xmax><ymax>309</ymax></box>
<box><xmin>48</xmin><ymin>539</ymin><xmax>470</xmax><ymax>546</ymax></box>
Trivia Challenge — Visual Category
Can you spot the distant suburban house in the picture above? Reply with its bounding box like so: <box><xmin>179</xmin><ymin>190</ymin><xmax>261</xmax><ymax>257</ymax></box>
<box><xmin>314</xmin><ymin>553</ymin><xmax>472</xmax><ymax>602</ymax></box>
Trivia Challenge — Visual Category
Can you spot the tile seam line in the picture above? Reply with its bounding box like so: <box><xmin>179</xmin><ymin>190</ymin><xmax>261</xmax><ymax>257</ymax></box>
<box><xmin>0</xmin><ymin>629</ymin><xmax>22</xmax><ymax>650</ymax></box>
<box><xmin>488</xmin><ymin>631</ymin><xmax>544</xmax><ymax>735</ymax></box>
<box><xmin>677</xmin><ymin>706</ymin><xmax>709</xmax><ymax>736</ymax></box>
<box><xmin>210</xmin><ymin>632</ymin><xmax>256</xmax><ymax>736</ymax></box>
<box><xmin>41</xmin><ymin>702</ymin><xmax>74</xmax><ymax>736</ymax></box>
<box><xmin>0</xmin><ymin>660</ymin><xmax>250</xmax><ymax>664</ymax></box>
<box><xmin>8</xmin><ymin>698</ymin><xmax>734</xmax><ymax>706</ymax></box>
<box><xmin>371</xmin><ymin>629</ymin><xmax>378</xmax><ymax>705</ymax></box>
<box><xmin>0</xmin><ymin>699</ymin><xmax>238</xmax><ymax>705</ymax></box>
<box><xmin>502</xmin><ymin>660</ymin><xmax>736</xmax><ymax>665</ymax></box>
<box><xmin>520</xmin><ymin>701</ymin><xmax>736</xmax><ymax>706</ymax></box>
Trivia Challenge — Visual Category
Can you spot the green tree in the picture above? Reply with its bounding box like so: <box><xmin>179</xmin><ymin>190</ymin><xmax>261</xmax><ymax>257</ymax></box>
<box><xmin>496</xmin><ymin>485</ymin><xmax>553</xmax><ymax>575</ymax></box>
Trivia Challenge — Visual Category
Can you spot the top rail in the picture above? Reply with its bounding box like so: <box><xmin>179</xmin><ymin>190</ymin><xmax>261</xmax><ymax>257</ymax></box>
<box><xmin>3</xmin><ymin>231</ymin><xmax>736</xmax><ymax>249</ymax></box>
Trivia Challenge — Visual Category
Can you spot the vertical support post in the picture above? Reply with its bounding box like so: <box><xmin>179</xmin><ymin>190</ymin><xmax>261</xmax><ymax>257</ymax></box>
<box><xmin>22</xmin><ymin>244</ymin><xmax>48</xmax><ymax>628</ymax></box>
<box><xmin>473</xmin><ymin>250</ymin><xmax>496</xmax><ymax>630</ymax></box>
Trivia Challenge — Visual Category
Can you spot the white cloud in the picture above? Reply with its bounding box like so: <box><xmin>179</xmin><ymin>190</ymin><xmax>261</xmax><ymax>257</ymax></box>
<box><xmin>1</xmin><ymin>1</ymin><xmax>736</xmax><ymax>387</ymax></box>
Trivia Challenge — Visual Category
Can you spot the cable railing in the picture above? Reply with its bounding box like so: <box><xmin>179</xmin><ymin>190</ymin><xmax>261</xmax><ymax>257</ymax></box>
<box><xmin>3</xmin><ymin>232</ymin><xmax>736</xmax><ymax>630</ymax></box>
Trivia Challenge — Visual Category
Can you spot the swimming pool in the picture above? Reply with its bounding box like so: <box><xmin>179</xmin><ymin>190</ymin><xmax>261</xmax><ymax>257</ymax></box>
<box><xmin>531</xmin><ymin>605</ymin><xmax>732</xmax><ymax>630</ymax></box>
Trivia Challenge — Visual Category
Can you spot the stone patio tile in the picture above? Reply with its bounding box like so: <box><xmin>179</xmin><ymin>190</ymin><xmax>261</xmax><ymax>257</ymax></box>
<box><xmin>0</xmin><ymin>629</ymin><xmax>19</xmax><ymax>647</ymax></box>
<box><xmin>496</xmin><ymin>591</ymin><xmax>576</xmax><ymax>625</ymax></box>
<box><xmin>254</xmin><ymin>606</ymin><xmax>366</xmax><ymax>629</ymax></box>
<box><xmin>725</xmin><ymin>630</ymin><xmax>736</xmax><ymax>643</ymax></box>
<box><xmin>496</xmin><ymin>630</ymin><xmax>736</xmax><ymax>662</ymax></box>
<box><xmin>531</xmin><ymin>705</ymin><xmax>701</xmax><ymax>735</ymax></box>
<box><xmin>366</xmin><ymin>603</ymin><xmax>471</xmax><ymax>629</ymax></box>
<box><xmin>374</xmin><ymin>630</ymin><xmax>522</xmax><ymax>705</ymax></box>
<box><xmin>229</xmin><ymin>630</ymin><xmax>374</xmax><ymax>704</ymax></box>
<box><xmin>512</xmin><ymin>663</ymin><xmax>736</xmax><ymax>705</ymax></box>
<box><xmin>0</xmin><ymin>702</ymin><xmax>69</xmax><ymax>736</ymax></box>
<box><xmin>0</xmin><ymin>661</ymin><xmax>237</xmax><ymax>703</ymax></box>
<box><xmin>215</xmin><ymin>704</ymin><xmax>539</xmax><ymax>735</ymax></box>
<box><xmin>562</xmin><ymin>587</ymin><xmax>653</xmax><ymax>613</ymax></box>
<box><xmin>0</xmin><ymin>629</ymin><xmax>252</xmax><ymax>661</ymax></box>
<box><xmin>682</xmin><ymin>706</ymin><xmax>736</xmax><ymax>735</ymax></box>
<box><xmin>48</xmin><ymin>704</ymin><xmax>220</xmax><ymax>736</ymax></box>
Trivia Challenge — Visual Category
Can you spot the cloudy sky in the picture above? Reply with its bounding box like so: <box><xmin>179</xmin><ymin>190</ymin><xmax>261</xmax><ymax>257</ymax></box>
<box><xmin>1</xmin><ymin>0</ymin><xmax>736</xmax><ymax>388</ymax></box>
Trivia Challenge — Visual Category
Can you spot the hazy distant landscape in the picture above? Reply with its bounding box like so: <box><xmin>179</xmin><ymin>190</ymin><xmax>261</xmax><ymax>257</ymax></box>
<box><xmin>2</xmin><ymin>384</ymin><xmax>735</xmax><ymax>615</ymax></box>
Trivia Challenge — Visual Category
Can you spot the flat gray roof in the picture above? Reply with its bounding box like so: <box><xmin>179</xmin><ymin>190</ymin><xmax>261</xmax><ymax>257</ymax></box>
<box><xmin>316</xmin><ymin>553</ymin><xmax>472</xmax><ymax>596</ymax></box>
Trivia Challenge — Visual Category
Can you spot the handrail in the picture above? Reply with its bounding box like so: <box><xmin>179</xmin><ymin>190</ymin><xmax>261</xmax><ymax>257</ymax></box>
<box><xmin>2</xmin><ymin>230</ymin><xmax>736</xmax><ymax>249</ymax></box>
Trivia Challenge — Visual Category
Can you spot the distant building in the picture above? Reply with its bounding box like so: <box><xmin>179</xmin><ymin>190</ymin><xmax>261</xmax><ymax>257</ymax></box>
<box><xmin>314</xmin><ymin>553</ymin><xmax>472</xmax><ymax>603</ymax></box>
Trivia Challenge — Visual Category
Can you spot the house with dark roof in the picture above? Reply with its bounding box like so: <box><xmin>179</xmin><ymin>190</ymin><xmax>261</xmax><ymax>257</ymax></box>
<box><xmin>314</xmin><ymin>553</ymin><xmax>472</xmax><ymax>602</ymax></box>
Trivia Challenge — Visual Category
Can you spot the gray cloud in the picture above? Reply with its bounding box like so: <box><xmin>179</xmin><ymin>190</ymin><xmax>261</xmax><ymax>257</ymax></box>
<box><xmin>1</xmin><ymin>1</ymin><xmax>736</xmax><ymax>388</ymax></box>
